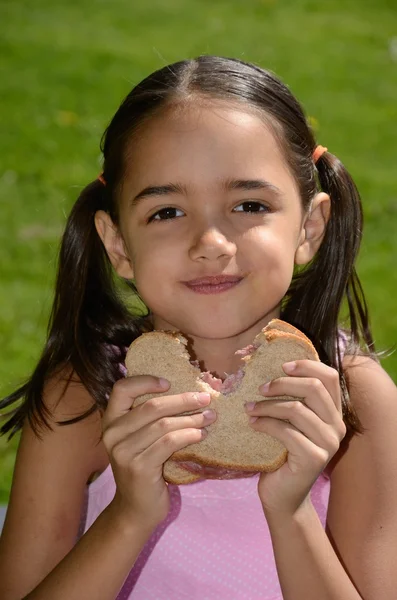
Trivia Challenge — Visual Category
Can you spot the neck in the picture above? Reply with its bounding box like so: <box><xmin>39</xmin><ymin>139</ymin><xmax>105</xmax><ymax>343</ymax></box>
<box><xmin>188</xmin><ymin>335</ymin><xmax>247</xmax><ymax>380</ymax></box>
<box><xmin>149</xmin><ymin>312</ymin><xmax>280</xmax><ymax>379</ymax></box>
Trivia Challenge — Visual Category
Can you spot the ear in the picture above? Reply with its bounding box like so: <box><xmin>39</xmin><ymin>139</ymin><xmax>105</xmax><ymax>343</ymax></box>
<box><xmin>94</xmin><ymin>210</ymin><xmax>134</xmax><ymax>278</ymax></box>
<box><xmin>295</xmin><ymin>192</ymin><xmax>331</xmax><ymax>265</ymax></box>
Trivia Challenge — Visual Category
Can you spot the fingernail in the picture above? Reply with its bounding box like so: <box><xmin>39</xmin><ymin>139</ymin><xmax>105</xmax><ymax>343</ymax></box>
<box><xmin>197</xmin><ymin>392</ymin><xmax>211</xmax><ymax>405</ymax></box>
<box><xmin>249</xmin><ymin>416</ymin><xmax>258</xmax><ymax>423</ymax></box>
<box><xmin>260</xmin><ymin>382</ymin><xmax>270</xmax><ymax>393</ymax></box>
<box><xmin>245</xmin><ymin>402</ymin><xmax>256</xmax><ymax>412</ymax></box>
<box><xmin>158</xmin><ymin>378</ymin><xmax>170</xmax><ymax>388</ymax></box>
<box><xmin>283</xmin><ymin>361</ymin><xmax>296</xmax><ymax>373</ymax></box>
<box><xmin>202</xmin><ymin>409</ymin><xmax>216</xmax><ymax>421</ymax></box>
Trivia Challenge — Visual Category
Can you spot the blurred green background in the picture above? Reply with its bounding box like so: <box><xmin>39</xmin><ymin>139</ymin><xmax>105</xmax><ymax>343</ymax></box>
<box><xmin>0</xmin><ymin>0</ymin><xmax>396</xmax><ymax>502</ymax></box>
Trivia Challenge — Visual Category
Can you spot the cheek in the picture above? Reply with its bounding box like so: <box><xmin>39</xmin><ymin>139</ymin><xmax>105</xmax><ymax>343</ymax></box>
<box><xmin>131</xmin><ymin>246</ymin><xmax>175</xmax><ymax>300</ymax></box>
<box><xmin>247</xmin><ymin>227</ymin><xmax>297</xmax><ymax>296</ymax></box>
<box><xmin>247</xmin><ymin>226</ymin><xmax>298</xmax><ymax>267</ymax></box>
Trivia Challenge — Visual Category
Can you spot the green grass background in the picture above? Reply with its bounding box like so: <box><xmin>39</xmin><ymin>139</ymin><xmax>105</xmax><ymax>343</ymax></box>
<box><xmin>0</xmin><ymin>0</ymin><xmax>396</xmax><ymax>502</ymax></box>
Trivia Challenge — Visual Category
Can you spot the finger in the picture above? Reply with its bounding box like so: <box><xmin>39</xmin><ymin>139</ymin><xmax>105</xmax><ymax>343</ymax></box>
<box><xmin>250</xmin><ymin>417</ymin><xmax>339</xmax><ymax>470</ymax></box>
<box><xmin>257</xmin><ymin>376</ymin><xmax>341</xmax><ymax>424</ymax></box>
<box><xmin>105</xmin><ymin>406</ymin><xmax>216</xmax><ymax>452</ymax></box>
<box><xmin>143</xmin><ymin>426</ymin><xmax>207</xmax><ymax>466</ymax></box>
<box><xmin>127</xmin><ymin>391</ymin><xmax>211</xmax><ymax>430</ymax></box>
<box><xmin>103</xmin><ymin>390</ymin><xmax>212</xmax><ymax>442</ymax></box>
<box><xmin>104</xmin><ymin>375</ymin><xmax>170</xmax><ymax>425</ymax></box>
<box><xmin>114</xmin><ymin>426</ymin><xmax>208</xmax><ymax>475</ymax></box>
<box><xmin>248</xmin><ymin>399</ymin><xmax>346</xmax><ymax>448</ymax></box>
<box><xmin>282</xmin><ymin>360</ymin><xmax>342</xmax><ymax>412</ymax></box>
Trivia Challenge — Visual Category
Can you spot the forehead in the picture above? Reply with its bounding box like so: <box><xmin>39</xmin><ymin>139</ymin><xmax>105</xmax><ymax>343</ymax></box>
<box><xmin>122</xmin><ymin>100</ymin><xmax>298</xmax><ymax>196</ymax></box>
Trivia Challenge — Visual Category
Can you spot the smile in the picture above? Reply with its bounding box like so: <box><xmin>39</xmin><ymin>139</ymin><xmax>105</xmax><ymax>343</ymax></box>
<box><xmin>183</xmin><ymin>280</ymin><xmax>242</xmax><ymax>294</ymax></box>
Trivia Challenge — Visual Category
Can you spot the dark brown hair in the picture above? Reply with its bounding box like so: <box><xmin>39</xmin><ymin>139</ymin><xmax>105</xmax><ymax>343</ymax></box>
<box><xmin>1</xmin><ymin>55</ymin><xmax>374</xmax><ymax>440</ymax></box>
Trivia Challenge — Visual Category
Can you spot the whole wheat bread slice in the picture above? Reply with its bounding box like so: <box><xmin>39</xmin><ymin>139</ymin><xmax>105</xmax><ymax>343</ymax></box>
<box><xmin>125</xmin><ymin>319</ymin><xmax>319</xmax><ymax>484</ymax></box>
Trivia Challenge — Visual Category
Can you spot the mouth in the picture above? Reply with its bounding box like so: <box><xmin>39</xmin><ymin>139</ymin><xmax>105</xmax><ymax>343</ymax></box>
<box><xmin>183</xmin><ymin>275</ymin><xmax>243</xmax><ymax>295</ymax></box>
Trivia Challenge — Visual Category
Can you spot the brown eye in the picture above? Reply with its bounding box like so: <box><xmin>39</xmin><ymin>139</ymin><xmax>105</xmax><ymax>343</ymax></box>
<box><xmin>148</xmin><ymin>207</ymin><xmax>184</xmax><ymax>222</ymax></box>
<box><xmin>233</xmin><ymin>201</ymin><xmax>269</xmax><ymax>213</ymax></box>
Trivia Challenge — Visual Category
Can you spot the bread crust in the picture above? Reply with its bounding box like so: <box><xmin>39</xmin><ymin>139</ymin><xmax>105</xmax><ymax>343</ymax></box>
<box><xmin>125</xmin><ymin>319</ymin><xmax>319</xmax><ymax>484</ymax></box>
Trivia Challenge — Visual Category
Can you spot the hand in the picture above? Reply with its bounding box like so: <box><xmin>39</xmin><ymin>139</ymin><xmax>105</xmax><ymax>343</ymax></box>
<box><xmin>101</xmin><ymin>376</ymin><xmax>216</xmax><ymax>529</ymax></box>
<box><xmin>245</xmin><ymin>360</ymin><xmax>346</xmax><ymax>517</ymax></box>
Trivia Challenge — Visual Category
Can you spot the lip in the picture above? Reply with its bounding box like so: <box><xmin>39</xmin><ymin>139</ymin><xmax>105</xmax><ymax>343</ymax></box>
<box><xmin>184</xmin><ymin>275</ymin><xmax>243</xmax><ymax>285</ymax></box>
<box><xmin>183</xmin><ymin>276</ymin><xmax>243</xmax><ymax>295</ymax></box>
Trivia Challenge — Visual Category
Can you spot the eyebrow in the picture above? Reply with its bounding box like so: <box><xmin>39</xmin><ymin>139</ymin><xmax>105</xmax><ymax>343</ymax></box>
<box><xmin>129</xmin><ymin>179</ymin><xmax>283</xmax><ymax>209</ymax></box>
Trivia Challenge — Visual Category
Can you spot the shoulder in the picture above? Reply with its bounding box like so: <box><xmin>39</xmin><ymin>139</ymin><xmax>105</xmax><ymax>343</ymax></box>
<box><xmin>39</xmin><ymin>364</ymin><xmax>110</xmax><ymax>476</ymax></box>
<box><xmin>337</xmin><ymin>353</ymin><xmax>397</xmax><ymax>468</ymax></box>
<box><xmin>328</xmin><ymin>353</ymin><xmax>397</xmax><ymax>484</ymax></box>
<box><xmin>342</xmin><ymin>353</ymin><xmax>397</xmax><ymax>420</ymax></box>
<box><xmin>12</xmin><ymin>366</ymin><xmax>110</xmax><ymax>512</ymax></box>
<box><xmin>0</xmin><ymin>366</ymin><xmax>109</xmax><ymax>595</ymax></box>
<box><xmin>325</xmin><ymin>355</ymin><xmax>397</xmax><ymax>596</ymax></box>
<box><xmin>333</xmin><ymin>353</ymin><xmax>397</xmax><ymax>471</ymax></box>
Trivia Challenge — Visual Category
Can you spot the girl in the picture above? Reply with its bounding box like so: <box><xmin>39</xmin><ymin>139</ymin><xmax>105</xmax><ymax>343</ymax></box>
<box><xmin>0</xmin><ymin>56</ymin><xmax>396</xmax><ymax>600</ymax></box>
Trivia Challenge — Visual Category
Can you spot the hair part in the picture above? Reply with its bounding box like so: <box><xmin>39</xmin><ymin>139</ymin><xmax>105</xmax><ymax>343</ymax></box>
<box><xmin>1</xmin><ymin>55</ymin><xmax>374</xmax><ymax>440</ymax></box>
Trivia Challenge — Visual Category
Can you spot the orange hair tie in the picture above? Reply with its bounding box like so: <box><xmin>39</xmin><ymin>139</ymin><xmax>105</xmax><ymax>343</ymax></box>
<box><xmin>98</xmin><ymin>173</ymin><xmax>106</xmax><ymax>186</ymax></box>
<box><xmin>312</xmin><ymin>145</ymin><xmax>328</xmax><ymax>163</ymax></box>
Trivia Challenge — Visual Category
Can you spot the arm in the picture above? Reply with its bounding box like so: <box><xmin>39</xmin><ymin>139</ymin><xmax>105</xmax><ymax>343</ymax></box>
<box><xmin>246</xmin><ymin>356</ymin><xmax>397</xmax><ymax>599</ymax></box>
<box><xmin>0</xmin><ymin>369</ymin><xmax>214</xmax><ymax>600</ymax></box>
<box><xmin>266</xmin><ymin>491</ymin><xmax>363</xmax><ymax>599</ymax></box>
<box><xmin>325</xmin><ymin>357</ymin><xmax>397</xmax><ymax>599</ymax></box>
<box><xmin>24</xmin><ymin>500</ymin><xmax>154</xmax><ymax>600</ymax></box>
<box><xmin>0</xmin><ymin>371</ymin><xmax>154</xmax><ymax>600</ymax></box>
<box><xmin>268</xmin><ymin>358</ymin><xmax>397</xmax><ymax>599</ymax></box>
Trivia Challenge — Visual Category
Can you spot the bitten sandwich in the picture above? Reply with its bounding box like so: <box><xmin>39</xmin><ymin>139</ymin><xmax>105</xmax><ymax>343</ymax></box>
<box><xmin>125</xmin><ymin>319</ymin><xmax>319</xmax><ymax>485</ymax></box>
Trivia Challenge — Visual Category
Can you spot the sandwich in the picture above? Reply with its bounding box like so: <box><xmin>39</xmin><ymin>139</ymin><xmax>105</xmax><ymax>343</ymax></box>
<box><xmin>125</xmin><ymin>319</ymin><xmax>319</xmax><ymax>485</ymax></box>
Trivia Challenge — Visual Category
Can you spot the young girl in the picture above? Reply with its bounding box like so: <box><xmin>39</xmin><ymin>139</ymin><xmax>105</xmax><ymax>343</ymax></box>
<box><xmin>0</xmin><ymin>56</ymin><xmax>396</xmax><ymax>600</ymax></box>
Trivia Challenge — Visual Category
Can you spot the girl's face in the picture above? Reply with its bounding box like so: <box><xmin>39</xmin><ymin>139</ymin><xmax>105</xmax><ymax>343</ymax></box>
<box><xmin>102</xmin><ymin>101</ymin><xmax>324</xmax><ymax>341</ymax></box>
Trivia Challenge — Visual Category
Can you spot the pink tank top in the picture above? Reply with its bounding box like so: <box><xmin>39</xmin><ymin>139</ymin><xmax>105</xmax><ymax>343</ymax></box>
<box><xmin>79</xmin><ymin>467</ymin><xmax>330</xmax><ymax>599</ymax></box>
<box><xmin>78</xmin><ymin>333</ymin><xmax>346</xmax><ymax>598</ymax></box>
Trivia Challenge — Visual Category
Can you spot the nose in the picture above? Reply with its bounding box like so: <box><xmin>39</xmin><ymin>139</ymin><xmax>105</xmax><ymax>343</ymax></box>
<box><xmin>188</xmin><ymin>224</ymin><xmax>237</xmax><ymax>262</ymax></box>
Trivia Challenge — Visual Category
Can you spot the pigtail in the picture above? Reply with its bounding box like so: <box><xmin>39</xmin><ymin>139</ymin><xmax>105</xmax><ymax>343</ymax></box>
<box><xmin>285</xmin><ymin>152</ymin><xmax>374</xmax><ymax>354</ymax></box>
<box><xmin>316</xmin><ymin>153</ymin><xmax>374</xmax><ymax>353</ymax></box>
<box><xmin>0</xmin><ymin>180</ymin><xmax>148</xmax><ymax>440</ymax></box>
<box><xmin>283</xmin><ymin>152</ymin><xmax>375</xmax><ymax>434</ymax></box>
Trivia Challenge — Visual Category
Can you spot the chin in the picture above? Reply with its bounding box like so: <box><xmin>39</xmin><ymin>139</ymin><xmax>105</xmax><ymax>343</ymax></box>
<box><xmin>168</xmin><ymin>317</ymin><xmax>260</xmax><ymax>340</ymax></box>
<box><xmin>152</xmin><ymin>303</ymin><xmax>281</xmax><ymax>339</ymax></box>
